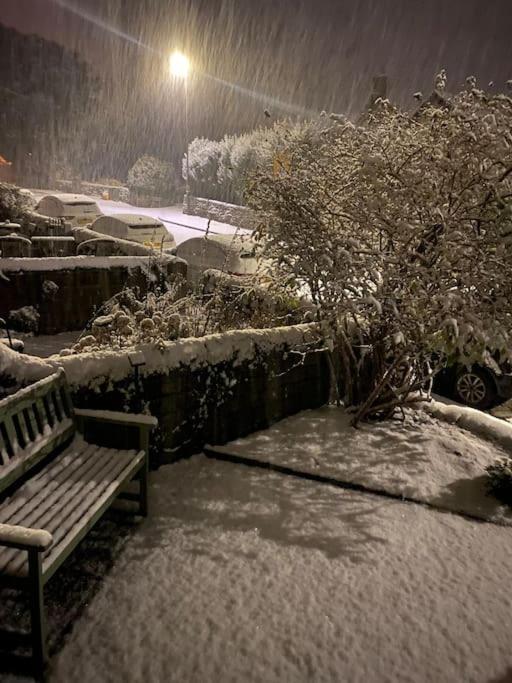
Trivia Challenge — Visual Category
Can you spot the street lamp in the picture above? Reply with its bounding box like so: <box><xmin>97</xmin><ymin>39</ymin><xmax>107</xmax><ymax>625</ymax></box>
<box><xmin>170</xmin><ymin>51</ymin><xmax>191</xmax><ymax>211</ymax></box>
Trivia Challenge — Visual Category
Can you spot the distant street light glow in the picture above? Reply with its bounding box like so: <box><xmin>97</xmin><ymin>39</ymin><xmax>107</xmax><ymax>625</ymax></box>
<box><xmin>170</xmin><ymin>51</ymin><xmax>190</xmax><ymax>79</ymax></box>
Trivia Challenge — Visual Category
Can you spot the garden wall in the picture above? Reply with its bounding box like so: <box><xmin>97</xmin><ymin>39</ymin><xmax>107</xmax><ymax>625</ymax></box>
<box><xmin>184</xmin><ymin>196</ymin><xmax>257</xmax><ymax>231</ymax></box>
<box><xmin>55</xmin><ymin>179</ymin><xmax>130</xmax><ymax>202</ymax></box>
<box><xmin>0</xmin><ymin>256</ymin><xmax>187</xmax><ymax>334</ymax></box>
<box><xmin>0</xmin><ymin>325</ymin><xmax>330</xmax><ymax>464</ymax></box>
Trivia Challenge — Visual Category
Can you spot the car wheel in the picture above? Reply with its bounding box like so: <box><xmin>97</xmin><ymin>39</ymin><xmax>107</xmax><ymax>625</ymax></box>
<box><xmin>454</xmin><ymin>367</ymin><xmax>497</xmax><ymax>409</ymax></box>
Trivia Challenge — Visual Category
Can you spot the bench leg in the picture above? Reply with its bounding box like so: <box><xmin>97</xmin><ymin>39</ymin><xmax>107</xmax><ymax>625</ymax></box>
<box><xmin>28</xmin><ymin>550</ymin><xmax>47</xmax><ymax>673</ymax></box>
<box><xmin>137</xmin><ymin>427</ymin><xmax>150</xmax><ymax>518</ymax></box>
<box><xmin>139</xmin><ymin>455</ymin><xmax>149</xmax><ymax>518</ymax></box>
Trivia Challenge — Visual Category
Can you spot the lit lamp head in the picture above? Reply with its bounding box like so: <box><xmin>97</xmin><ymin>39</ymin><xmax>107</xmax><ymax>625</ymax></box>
<box><xmin>169</xmin><ymin>51</ymin><xmax>190</xmax><ymax>79</ymax></box>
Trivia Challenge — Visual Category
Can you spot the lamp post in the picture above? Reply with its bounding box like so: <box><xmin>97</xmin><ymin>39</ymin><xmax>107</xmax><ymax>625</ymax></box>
<box><xmin>169</xmin><ymin>51</ymin><xmax>191</xmax><ymax>211</ymax></box>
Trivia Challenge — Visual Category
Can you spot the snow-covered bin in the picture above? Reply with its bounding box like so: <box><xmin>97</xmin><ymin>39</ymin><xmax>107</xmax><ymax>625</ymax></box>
<box><xmin>176</xmin><ymin>234</ymin><xmax>257</xmax><ymax>285</ymax></box>
<box><xmin>31</xmin><ymin>236</ymin><xmax>76</xmax><ymax>258</ymax></box>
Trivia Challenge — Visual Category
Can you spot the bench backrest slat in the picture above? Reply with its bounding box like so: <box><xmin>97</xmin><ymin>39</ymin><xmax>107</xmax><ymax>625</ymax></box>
<box><xmin>0</xmin><ymin>369</ymin><xmax>76</xmax><ymax>495</ymax></box>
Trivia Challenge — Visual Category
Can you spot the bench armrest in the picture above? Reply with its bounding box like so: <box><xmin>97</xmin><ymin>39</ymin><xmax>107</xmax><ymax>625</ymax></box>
<box><xmin>74</xmin><ymin>409</ymin><xmax>158</xmax><ymax>429</ymax></box>
<box><xmin>74</xmin><ymin>408</ymin><xmax>157</xmax><ymax>454</ymax></box>
<box><xmin>0</xmin><ymin>523</ymin><xmax>53</xmax><ymax>552</ymax></box>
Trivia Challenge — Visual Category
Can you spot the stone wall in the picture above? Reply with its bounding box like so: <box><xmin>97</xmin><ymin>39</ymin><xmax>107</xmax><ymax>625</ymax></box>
<box><xmin>183</xmin><ymin>196</ymin><xmax>257</xmax><ymax>231</ymax></box>
<box><xmin>0</xmin><ymin>324</ymin><xmax>330</xmax><ymax>464</ymax></box>
<box><xmin>71</xmin><ymin>334</ymin><xmax>330</xmax><ymax>463</ymax></box>
<box><xmin>0</xmin><ymin>257</ymin><xmax>186</xmax><ymax>334</ymax></box>
<box><xmin>55</xmin><ymin>179</ymin><xmax>130</xmax><ymax>202</ymax></box>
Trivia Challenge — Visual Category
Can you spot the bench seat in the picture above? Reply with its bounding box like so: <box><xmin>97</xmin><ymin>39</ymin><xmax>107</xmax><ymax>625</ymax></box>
<box><xmin>0</xmin><ymin>436</ymin><xmax>144</xmax><ymax>579</ymax></box>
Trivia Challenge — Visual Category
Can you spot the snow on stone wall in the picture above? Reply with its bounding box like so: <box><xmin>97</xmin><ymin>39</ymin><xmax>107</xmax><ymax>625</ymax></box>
<box><xmin>56</xmin><ymin>179</ymin><xmax>130</xmax><ymax>202</ymax></box>
<box><xmin>0</xmin><ymin>255</ymin><xmax>173</xmax><ymax>272</ymax></box>
<box><xmin>55</xmin><ymin>324</ymin><xmax>322</xmax><ymax>387</ymax></box>
<box><xmin>0</xmin><ymin>324</ymin><xmax>330</xmax><ymax>460</ymax></box>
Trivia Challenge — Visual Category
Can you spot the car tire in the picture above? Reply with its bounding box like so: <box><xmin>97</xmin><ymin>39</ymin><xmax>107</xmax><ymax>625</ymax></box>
<box><xmin>453</xmin><ymin>367</ymin><xmax>497</xmax><ymax>409</ymax></box>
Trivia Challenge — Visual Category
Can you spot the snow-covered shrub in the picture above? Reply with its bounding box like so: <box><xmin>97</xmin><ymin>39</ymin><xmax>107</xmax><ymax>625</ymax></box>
<box><xmin>0</xmin><ymin>182</ymin><xmax>32</xmax><ymax>223</ymax></box>
<box><xmin>185</xmin><ymin>137</ymin><xmax>222</xmax><ymax>193</ymax></box>
<box><xmin>8</xmin><ymin>306</ymin><xmax>40</xmax><ymax>333</ymax></box>
<box><xmin>70</xmin><ymin>286</ymin><xmax>186</xmax><ymax>354</ymax></box>
<box><xmin>127</xmin><ymin>155</ymin><xmax>177</xmax><ymax>201</ymax></box>
<box><xmin>201</xmin><ymin>269</ymin><xmax>308</xmax><ymax>331</ymax></box>
<box><xmin>185</xmin><ymin>124</ymin><xmax>287</xmax><ymax>204</ymax></box>
<box><xmin>67</xmin><ymin>270</ymin><xmax>305</xmax><ymax>355</ymax></box>
<box><xmin>42</xmin><ymin>280</ymin><xmax>59</xmax><ymax>299</ymax></box>
<box><xmin>486</xmin><ymin>457</ymin><xmax>512</xmax><ymax>506</ymax></box>
<box><xmin>248</xmin><ymin>73</ymin><xmax>512</xmax><ymax>423</ymax></box>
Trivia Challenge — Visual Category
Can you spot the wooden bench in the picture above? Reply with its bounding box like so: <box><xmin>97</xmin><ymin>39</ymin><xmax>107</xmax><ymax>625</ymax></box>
<box><xmin>0</xmin><ymin>368</ymin><xmax>157</xmax><ymax>672</ymax></box>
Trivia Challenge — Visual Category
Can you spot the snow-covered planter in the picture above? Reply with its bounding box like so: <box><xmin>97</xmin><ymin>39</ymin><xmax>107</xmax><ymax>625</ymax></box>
<box><xmin>52</xmin><ymin>324</ymin><xmax>323</xmax><ymax>389</ymax></box>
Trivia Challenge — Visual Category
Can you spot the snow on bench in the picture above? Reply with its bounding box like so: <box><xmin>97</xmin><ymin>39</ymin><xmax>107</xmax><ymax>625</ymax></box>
<box><xmin>0</xmin><ymin>368</ymin><xmax>157</xmax><ymax>671</ymax></box>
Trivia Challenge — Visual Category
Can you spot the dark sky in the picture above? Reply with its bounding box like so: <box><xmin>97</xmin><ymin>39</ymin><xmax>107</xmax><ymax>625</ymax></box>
<box><xmin>1</xmin><ymin>0</ymin><xmax>511</xmax><ymax>147</ymax></box>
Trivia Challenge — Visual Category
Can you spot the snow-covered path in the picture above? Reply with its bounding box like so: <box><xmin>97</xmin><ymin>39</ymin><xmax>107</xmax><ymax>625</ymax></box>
<box><xmin>210</xmin><ymin>405</ymin><xmax>512</xmax><ymax>525</ymax></box>
<box><xmin>46</xmin><ymin>454</ymin><xmax>512</xmax><ymax>683</ymax></box>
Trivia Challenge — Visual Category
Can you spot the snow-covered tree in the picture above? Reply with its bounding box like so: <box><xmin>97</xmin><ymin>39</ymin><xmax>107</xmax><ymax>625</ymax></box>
<box><xmin>248</xmin><ymin>75</ymin><xmax>512</xmax><ymax>423</ymax></box>
<box><xmin>185</xmin><ymin>137</ymin><xmax>221</xmax><ymax>187</ymax></box>
<box><xmin>184</xmin><ymin>124</ymin><xmax>297</xmax><ymax>204</ymax></box>
<box><xmin>0</xmin><ymin>183</ymin><xmax>32</xmax><ymax>222</ymax></box>
<box><xmin>127</xmin><ymin>155</ymin><xmax>177</xmax><ymax>200</ymax></box>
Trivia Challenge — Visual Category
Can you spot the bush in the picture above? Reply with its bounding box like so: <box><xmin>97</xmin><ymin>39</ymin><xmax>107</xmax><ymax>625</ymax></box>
<box><xmin>8</xmin><ymin>306</ymin><xmax>40</xmax><ymax>333</ymax></box>
<box><xmin>486</xmin><ymin>458</ymin><xmax>512</xmax><ymax>506</ymax></box>
<box><xmin>185</xmin><ymin>124</ymin><xmax>284</xmax><ymax>204</ymax></box>
<box><xmin>0</xmin><ymin>183</ymin><xmax>32</xmax><ymax>223</ymax></box>
<box><xmin>64</xmin><ymin>272</ymin><xmax>307</xmax><ymax>356</ymax></box>
<box><xmin>248</xmin><ymin>73</ymin><xmax>512</xmax><ymax>423</ymax></box>
<box><xmin>127</xmin><ymin>155</ymin><xmax>177</xmax><ymax>201</ymax></box>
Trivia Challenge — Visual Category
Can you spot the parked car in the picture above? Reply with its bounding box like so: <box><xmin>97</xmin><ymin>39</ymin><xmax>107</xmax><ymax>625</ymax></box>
<box><xmin>36</xmin><ymin>193</ymin><xmax>102</xmax><ymax>227</ymax></box>
<box><xmin>435</xmin><ymin>357</ymin><xmax>512</xmax><ymax>410</ymax></box>
<box><xmin>90</xmin><ymin>214</ymin><xmax>175</xmax><ymax>251</ymax></box>
<box><xmin>175</xmin><ymin>234</ymin><xmax>258</xmax><ymax>285</ymax></box>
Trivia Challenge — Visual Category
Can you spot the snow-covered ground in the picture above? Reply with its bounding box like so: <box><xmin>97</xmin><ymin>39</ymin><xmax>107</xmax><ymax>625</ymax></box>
<box><xmin>210</xmin><ymin>405</ymin><xmax>512</xmax><ymax>524</ymax></box>
<box><xmin>20</xmin><ymin>331</ymin><xmax>81</xmax><ymax>358</ymax></box>
<box><xmin>44</xmin><ymin>454</ymin><xmax>512</xmax><ymax>683</ymax></box>
<box><xmin>0</xmin><ymin>331</ymin><xmax>81</xmax><ymax>358</ymax></box>
<box><xmin>2</xmin><ymin>406</ymin><xmax>511</xmax><ymax>683</ymax></box>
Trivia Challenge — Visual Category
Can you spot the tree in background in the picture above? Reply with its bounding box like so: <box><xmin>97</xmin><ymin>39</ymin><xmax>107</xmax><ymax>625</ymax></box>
<box><xmin>186</xmin><ymin>127</ymin><xmax>280</xmax><ymax>205</ymax></box>
<box><xmin>127</xmin><ymin>155</ymin><xmax>178</xmax><ymax>202</ymax></box>
<box><xmin>185</xmin><ymin>137</ymin><xmax>222</xmax><ymax>199</ymax></box>
<box><xmin>248</xmin><ymin>75</ymin><xmax>512</xmax><ymax>423</ymax></box>
<box><xmin>0</xmin><ymin>25</ymin><xmax>96</xmax><ymax>187</ymax></box>
<box><xmin>0</xmin><ymin>183</ymin><xmax>32</xmax><ymax>223</ymax></box>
